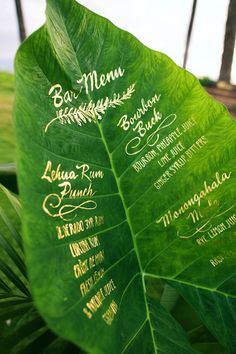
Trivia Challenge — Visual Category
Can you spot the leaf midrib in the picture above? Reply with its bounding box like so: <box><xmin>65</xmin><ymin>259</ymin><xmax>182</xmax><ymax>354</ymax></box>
<box><xmin>97</xmin><ymin>121</ymin><xmax>158</xmax><ymax>353</ymax></box>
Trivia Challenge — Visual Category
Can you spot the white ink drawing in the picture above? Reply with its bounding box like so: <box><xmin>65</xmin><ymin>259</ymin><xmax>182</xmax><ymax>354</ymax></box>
<box><xmin>44</xmin><ymin>84</ymin><xmax>135</xmax><ymax>133</ymax></box>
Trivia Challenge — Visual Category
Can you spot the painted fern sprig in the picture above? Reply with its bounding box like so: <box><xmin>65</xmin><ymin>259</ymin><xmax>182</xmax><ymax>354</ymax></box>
<box><xmin>44</xmin><ymin>84</ymin><xmax>136</xmax><ymax>133</ymax></box>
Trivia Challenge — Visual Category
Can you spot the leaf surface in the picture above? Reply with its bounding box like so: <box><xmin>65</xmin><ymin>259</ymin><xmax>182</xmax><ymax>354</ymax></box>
<box><xmin>14</xmin><ymin>0</ymin><xmax>236</xmax><ymax>353</ymax></box>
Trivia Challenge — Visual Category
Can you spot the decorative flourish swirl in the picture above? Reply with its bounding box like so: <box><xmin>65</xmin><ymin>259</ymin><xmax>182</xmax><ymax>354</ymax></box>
<box><xmin>42</xmin><ymin>193</ymin><xmax>97</xmax><ymax>221</ymax></box>
<box><xmin>125</xmin><ymin>113</ymin><xmax>177</xmax><ymax>156</ymax></box>
<box><xmin>44</xmin><ymin>84</ymin><xmax>136</xmax><ymax>133</ymax></box>
<box><xmin>177</xmin><ymin>203</ymin><xmax>235</xmax><ymax>239</ymax></box>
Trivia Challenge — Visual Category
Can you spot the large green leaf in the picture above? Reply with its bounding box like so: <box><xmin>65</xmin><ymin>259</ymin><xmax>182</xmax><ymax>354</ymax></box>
<box><xmin>14</xmin><ymin>0</ymin><xmax>236</xmax><ymax>353</ymax></box>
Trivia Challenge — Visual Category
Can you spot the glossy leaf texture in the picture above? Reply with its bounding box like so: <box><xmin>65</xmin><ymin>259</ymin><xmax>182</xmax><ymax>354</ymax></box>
<box><xmin>14</xmin><ymin>0</ymin><xmax>236</xmax><ymax>353</ymax></box>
